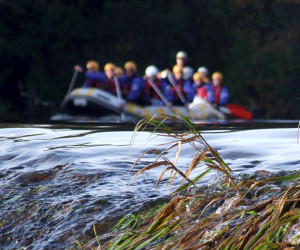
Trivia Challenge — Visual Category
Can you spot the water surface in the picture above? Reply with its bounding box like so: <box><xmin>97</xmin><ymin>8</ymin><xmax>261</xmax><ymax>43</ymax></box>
<box><xmin>0</xmin><ymin>122</ymin><xmax>299</xmax><ymax>249</ymax></box>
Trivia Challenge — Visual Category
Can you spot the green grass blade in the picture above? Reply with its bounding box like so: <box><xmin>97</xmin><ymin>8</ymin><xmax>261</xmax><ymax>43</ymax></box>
<box><xmin>178</xmin><ymin>113</ymin><xmax>196</xmax><ymax>132</ymax></box>
<box><xmin>266</xmin><ymin>172</ymin><xmax>300</xmax><ymax>183</ymax></box>
<box><xmin>174</xmin><ymin>168</ymin><xmax>212</xmax><ymax>193</ymax></box>
<box><xmin>247</xmin><ymin>211</ymin><xmax>259</xmax><ymax>217</ymax></box>
<box><xmin>114</xmin><ymin>234</ymin><xmax>136</xmax><ymax>250</ymax></box>
<box><xmin>120</xmin><ymin>215</ymin><xmax>136</xmax><ymax>230</ymax></box>
<box><xmin>145</xmin><ymin>218</ymin><xmax>160</xmax><ymax>234</ymax></box>
<box><xmin>267</xmin><ymin>225</ymin><xmax>283</xmax><ymax>243</ymax></box>
<box><xmin>244</xmin><ymin>221</ymin><xmax>271</xmax><ymax>250</ymax></box>
<box><xmin>111</xmin><ymin>214</ymin><xmax>135</xmax><ymax>231</ymax></box>
<box><xmin>134</xmin><ymin>227</ymin><xmax>169</xmax><ymax>250</ymax></box>
<box><xmin>108</xmin><ymin>233</ymin><xmax>127</xmax><ymax>250</ymax></box>
<box><xmin>111</xmin><ymin>216</ymin><xmax>128</xmax><ymax>231</ymax></box>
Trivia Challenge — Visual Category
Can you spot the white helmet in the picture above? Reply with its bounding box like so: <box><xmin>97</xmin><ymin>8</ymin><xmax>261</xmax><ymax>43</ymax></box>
<box><xmin>176</xmin><ymin>51</ymin><xmax>188</xmax><ymax>59</ymax></box>
<box><xmin>183</xmin><ymin>66</ymin><xmax>194</xmax><ymax>80</ymax></box>
<box><xmin>145</xmin><ymin>65</ymin><xmax>158</xmax><ymax>78</ymax></box>
<box><xmin>197</xmin><ymin>66</ymin><xmax>209</xmax><ymax>76</ymax></box>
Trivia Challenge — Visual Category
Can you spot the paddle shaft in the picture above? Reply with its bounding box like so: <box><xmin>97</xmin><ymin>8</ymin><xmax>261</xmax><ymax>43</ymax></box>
<box><xmin>114</xmin><ymin>75</ymin><xmax>126</xmax><ymax>120</ymax></box>
<box><xmin>114</xmin><ymin>75</ymin><xmax>123</xmax><ymax>103</ymax></box>
<box><xmin>167</xmin><ymin>73</ymin><xmax>186</xmax><ymax>104</ymax></box>
<box><xmin>66</xmin><ymin>70</ymin><xmax>79</xmax><ymax>97</ymax></box>
<box><xmin>148</xmin><ymin>79</ymin><xmax>170</xmax><ymax>106</ymax></box>
<box><xmin>60</xmin><ymin>70</ymin><xmax>79</xmax><ymax>109</ymax></box>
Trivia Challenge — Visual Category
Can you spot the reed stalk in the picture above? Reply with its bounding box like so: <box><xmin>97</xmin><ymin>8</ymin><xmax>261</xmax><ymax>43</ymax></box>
<box><xmin>84</xmin><ymin>115</ymin><xmax>300</xmax><ymax>249</ymax></box>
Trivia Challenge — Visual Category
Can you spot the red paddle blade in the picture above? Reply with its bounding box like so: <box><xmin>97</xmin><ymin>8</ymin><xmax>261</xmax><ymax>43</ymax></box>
<box><xmin>226</xmin><ymin>103</ymin><xmax>252</xmax><ymax>120</ymax></box>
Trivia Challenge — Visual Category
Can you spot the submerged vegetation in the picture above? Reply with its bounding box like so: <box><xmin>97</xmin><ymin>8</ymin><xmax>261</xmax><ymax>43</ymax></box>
<box><xmin>84</xmin><ymin>115</ymin><xmax>300</xmax><ymax>249</ymax></box>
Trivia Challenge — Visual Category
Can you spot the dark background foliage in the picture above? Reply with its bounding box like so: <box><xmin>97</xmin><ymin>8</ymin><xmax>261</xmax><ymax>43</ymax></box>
<box><xmin>0</xmin><ymin>0</ymin><xmax>299</xmax><ymax>121</ymax></box>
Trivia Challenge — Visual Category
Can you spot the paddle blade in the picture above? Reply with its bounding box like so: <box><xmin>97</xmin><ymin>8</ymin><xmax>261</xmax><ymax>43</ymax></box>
<box><xmin>226</xmin><ymin>103</ymin><xmax>252</xmax><ymax>120</ymax></box>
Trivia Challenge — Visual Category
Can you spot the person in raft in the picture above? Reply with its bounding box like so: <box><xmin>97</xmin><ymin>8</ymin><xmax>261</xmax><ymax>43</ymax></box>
<box><xmin>119</xmin><ymin>61</ymin><xmax>145</xmax><ymax>107</ymax></box>
<box><xmin>197</xmin><ymin>66</ymin><xmax>211</xmax><ymax>85</ymax></box>
<box><xmin>183</xmin><ymin>66</ymin><xmax>194</xmax><ymax>84</ymax></box>
<box><xmin>159</xmin><ymin>51</ymin><xmax>193</xmax><ymax>82</ymax></box>
<box><xmin>115</xmin><ymin>66</ymin><xmax>124</xmax><ymax>78</ymax></box>
<box><xmin>144</xmin><ymin>65</ymin><xmax>172</xmax><ymax>107</ymax></box>
<box><xmin>192</xmin><ymin>72</ymin><xmax>209</xmax><ymax>102</ymax></box>
<box><xmin>103</xmin><ymin>63</ymin><xmax>118</xmax><ymax>95</ymax></box>
<box><xmin>175</xmin><ymin>51</ymin><xmax>188</xmax><ymax>67</ymax></box>
<box><xmin>74</xmin><ymin>60</ymin><xmax>106</xmax><ymax>89</ymax></box>
<box><xmin>207</xmin><ymin>72</ymin><xmax>229</xmax><ymax>108</ymax></box>
<box><xmin>165</xmin><ymin>65</ymin><xmax>194</xmax><ymax>107</ymax></box>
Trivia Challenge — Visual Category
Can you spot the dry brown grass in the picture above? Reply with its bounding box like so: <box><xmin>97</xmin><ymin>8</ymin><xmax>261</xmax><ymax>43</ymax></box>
<box><xmin>84</xmin><ymin>115</ymin><xmax>300</xmax><ymax>249</ymax></box>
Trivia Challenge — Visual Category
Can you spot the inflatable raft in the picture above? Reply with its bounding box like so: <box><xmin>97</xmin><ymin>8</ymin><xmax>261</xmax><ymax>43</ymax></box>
<box><xmin>58</xmin><ymin>87</ymin><xmax>226</xmax><ymax>121</ymax></box>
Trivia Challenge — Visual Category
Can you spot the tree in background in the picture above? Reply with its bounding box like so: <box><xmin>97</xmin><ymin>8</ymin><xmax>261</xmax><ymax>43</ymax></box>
<box><xmin>0</xmin><ymin>0</ymin><xmax>299</xmax><ymax>120</ymax></box>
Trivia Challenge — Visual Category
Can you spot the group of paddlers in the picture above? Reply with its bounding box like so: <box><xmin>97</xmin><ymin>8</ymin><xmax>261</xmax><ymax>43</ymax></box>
<box><xmin>74</xmin><ymin>51</ymin><xmax>228</xmax><ymax>109</ymax></box>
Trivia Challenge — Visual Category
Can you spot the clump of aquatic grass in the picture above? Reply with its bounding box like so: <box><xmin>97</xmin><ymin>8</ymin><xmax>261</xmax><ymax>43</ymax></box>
<box><xmin>98</xmin><ymin>171</ymin><xmax>300</xmax><ymax>249</ymax></box>
<box><xmin>83</xmin><ymin>115</ymin><xmax>300</xmax><ymax>249</ymax></box>
<box><xmin>129</xmin><ymin>114</ymin><xmax>241</xmax><ymax>197</ymax></box>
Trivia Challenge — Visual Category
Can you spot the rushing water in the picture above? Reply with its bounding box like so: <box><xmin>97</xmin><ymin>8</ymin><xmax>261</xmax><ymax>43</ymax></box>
<box><xmin>0</xmin><ymin>121</ymin><xmax>299</xmax><ymax>249</ymax></box>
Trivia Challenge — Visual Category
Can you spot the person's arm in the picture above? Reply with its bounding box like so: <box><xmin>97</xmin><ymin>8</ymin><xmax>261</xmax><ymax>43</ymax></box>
<box><xmin>74</xmin><ymin>65</ymin><xmax>84</xmax><ymax>73</ymax></box>
<box><xmin>183</xmin><ymin>80</ymin><xmax>194</xmax><ymax>102</ymax></box>
<box><xmin>119</xmin><ymin>75</ymin><xmax>126</xmax><ymax>84</ymax></box>
<box><xmin>74</xmin><ymin>65</ymin><xmax>88</xmax><ymax>87</ymax></box>
<box><xmin>127</xmin><ymin>77</ymin><xmax>144</xmax><ymax>101</ymax></box>
<box><xmin>159</xmin><ymin>81</ymin><xmax>173</xmax><ymax>107</ymax></box>
<box><xmin>219</xmin><ymin>87</ymin><xmax>229</xmax><ymax>106</ymax></box>
<box><xmin>161</xmin><ymin>81</ymin><xmax>173</xmax><ymax>102</ymax></box>
<box><xmin>85</xmin><ymin>71</ymin><xmax>106</xmax><ymax>82</ymax></box>
<box><xmin>206</xmin><ymin>86</ymin><xmax>214</xmax><ymax>104</ymax></box>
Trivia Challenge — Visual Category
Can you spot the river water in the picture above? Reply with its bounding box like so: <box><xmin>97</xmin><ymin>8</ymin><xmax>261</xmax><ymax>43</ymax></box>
<box><xmin>0</xmin><ymin>121</ymin><xmax>299</xmax><ymax>249</ymax></box>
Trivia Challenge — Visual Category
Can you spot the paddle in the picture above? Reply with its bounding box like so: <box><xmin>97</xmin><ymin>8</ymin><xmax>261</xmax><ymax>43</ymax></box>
<box><xmin>148</xmin><ymin>79</ymin><xmax>170</xmax><ymax>106</ymax></box>
<box><xmin>148</xmin><ymin>79</ymin><xmax>174</xmax><ymax>114</ymax></box>
<box><xmin>60</xmin><ymin>70</ymin><xmax>79</xmax><ymax>109</ymax></box>
<box><xmin>114</xmin><ymin>75</ymin><xmax>126</xmax><ymax>120</ymax></box>
<box><xmin>224</xmin><ymin>103</ymin><xmax>252</xmax><ymax>120</ymax></box>
<box><xmin>167</xmin><ymin>73</ymin><xmax>186</xmax><ymax>104</ymax></box>
<box><xmin>66</xmin><ymin>70</ymin><xmax>79</xmax><ymax>96</ymax></box>
<box><xmin>167</xmin><ymin>72</ymin><xmax>191</xmax><ymax>116</ymax></box>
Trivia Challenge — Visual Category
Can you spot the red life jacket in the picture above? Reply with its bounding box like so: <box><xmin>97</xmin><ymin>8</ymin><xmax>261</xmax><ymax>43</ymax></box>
<box><xmin>211</xmin><ymin>85</ymin><xmax>221</xmax><ymax>103</ymax></box>
<box><xmin>121</xmin><ymin>79</ymin><xmax>132</xmax><ymax>96</ymax></box>
<box><xmin>88</xmin><ymin>79</ymin><xmax>105</xmax><ymax>89</ymax></box>
<box><xmin>146</xmin><ymin>79</ymin><xmax>161</xmax><ymax>99</ymax></box>
<box><xmin>106</xmin><ymin>78</ymin><xmax>116</xmax><ymax>94</ymax></box>
<box><xmin>195</xmin><ymin>86</ymin><xmax>207</xmax><ymax>99</ymax></box>
<box><xmin>170</xmin><ymin>79</ymin><xmax>185</xmax><ymax>101</ymax></box>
